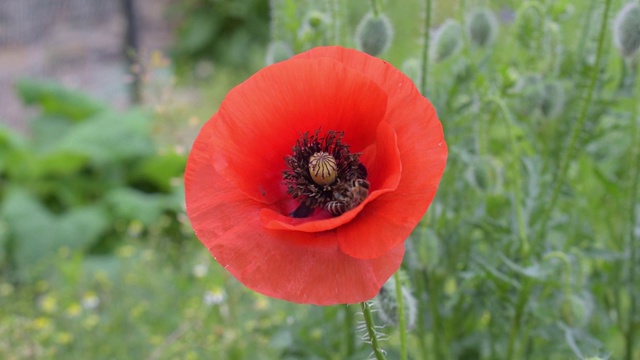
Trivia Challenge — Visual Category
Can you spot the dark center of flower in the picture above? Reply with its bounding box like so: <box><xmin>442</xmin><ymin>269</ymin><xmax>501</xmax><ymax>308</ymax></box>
<box><xmin>283</xmin><ymin>130</ymin><xmax>369</xmax><ymax>218</ymax></box>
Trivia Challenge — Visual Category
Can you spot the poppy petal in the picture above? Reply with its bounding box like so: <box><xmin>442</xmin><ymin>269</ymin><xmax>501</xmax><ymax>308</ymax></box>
<box><xmin>185</xmin><ymin>118</ymin><xmax>404</xmax><ymax>305</ymax></box>
<box><xmin>295</xmin><ymin>47</ymin><xmax>447</xmax><ymax>259</ymax></box>
<box><xmin>210</xmin><ymin>57</ymin><xmax>388</xmax><ymax>205</ymax></box>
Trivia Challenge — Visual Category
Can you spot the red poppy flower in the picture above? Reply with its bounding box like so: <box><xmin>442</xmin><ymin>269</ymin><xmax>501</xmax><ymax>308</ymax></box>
<box><xmin>185</xmin><ymin>46</ymin><xmax>447</xmax><ymax>305</ymax></box>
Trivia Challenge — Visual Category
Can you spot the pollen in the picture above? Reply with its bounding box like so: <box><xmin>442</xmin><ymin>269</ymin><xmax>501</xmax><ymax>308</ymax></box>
<box><xmin>308</xmin><ymin>152</ymin><xmax>337</xmax><ymax>185</ymax></box>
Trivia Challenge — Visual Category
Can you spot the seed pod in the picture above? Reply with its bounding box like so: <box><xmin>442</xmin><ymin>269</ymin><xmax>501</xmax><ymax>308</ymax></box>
<box><xmin>613</xmin><ymin>2</ymin><xmax>640</xmax><ymax>58</ymax></box>
<box><xmin>355</xmin><ymin>11</ymin><xmax>394</xmax><ymax>56</ymax></box>
<box><xmin>431</xmin><ymin>19</ymin><xmax>463</xmax><ymax>62</ymax></box>
<box><xmin>308</xmin><ymin>152</ymin><xmax>337</xmax><ymax>186</ymax></box>
<box><xmin>466</xmin><ymin>8</ymin><xmax>499</xmax><ymax>47</ymax></box>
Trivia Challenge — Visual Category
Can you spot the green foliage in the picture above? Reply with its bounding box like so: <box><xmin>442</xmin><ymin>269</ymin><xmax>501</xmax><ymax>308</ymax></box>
<box><xmin>0</xmin><ymin>79</ymin><xmax>186</xmax><ymax>280</ymax></box>
<box><xmin>15</xmin><ymin>79</ymin><xmax>106</xmax><ymax>121</ymax></box>
<box><xmin>171</xmin><ymin>0</ymin><xmax>270</xmax><ymax>74</ymax></box>
<box><xmin>2</xmin><ymin>1</ymin><xmax>640</xmax><ymax>359</ymax></box>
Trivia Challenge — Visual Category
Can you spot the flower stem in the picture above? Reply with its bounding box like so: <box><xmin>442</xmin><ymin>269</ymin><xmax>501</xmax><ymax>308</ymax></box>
<box><xmin>369</xmin><ymin>0</ymin><xmax>381</xmax><ymax>16</ymax></box>
<box><xmin>344</xmin><ymin>304</ymin><xmax>355</xmax><ymax>356</ymax></box>
<box><xmin>625</xmin><ymin>52</ymin><xmax>640</xmax><ymax>360</ymax></box>
<box><xmin>413</xmin><ymin>268</ymin><xmax>429</xmax><ymax>359</ymax></box>
<box><xmin>393</xmin><ymin>271</ymin><xmax>408</xmax><ymax>360</ymax></box>
<box><xmin>536</xmin><ymin>0</ymin><xmax>612</xmax><ymax>241</ymax></box>
<box><xmin>485</xmin><ymin>96</ymin><xmax>529</xmax><ymax>256</ymax></box>
<box><xmin>419</xmin><ymin>0</ymin><xmax>432</xmax><ymax>95</ymax></box>
<box><xmin>360</xmin><ymin>301</ymin><xmax>387</xmax><ymax>360</ymax></box>
<box><xmin>506</xmin><ymin>278</ymin><xmax>534</xmax><ymax>358</ymax></box>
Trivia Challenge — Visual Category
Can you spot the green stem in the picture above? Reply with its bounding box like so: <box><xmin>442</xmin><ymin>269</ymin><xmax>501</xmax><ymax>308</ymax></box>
<box><xmin>536</xmin><ymin>0</ymin><xmax>611</xmax><ymax>242</ymax></box>
<box><xmin>413</xmin><ymin>267</ymin><xmax>429</xmax><ymax>359</ymax></box>
<box><xmin>419</xmin><ymin>0</ymin><xmax>432</xmax><ymax>95</ymax></box>
<box><xmin>485</xmin><ymin>97</ymin><xmax>530</xmax><ymax>256</ymax></box>
<box><xmin>425</xmin><ymin>269</ymin><xmax>445</xmax><ymax>358</ymax></box>
<box><xmin>330</xmin><ymin>0</ymin><xmax>342</xmax><ymax>44</ymax></box>
<box><xmin>344</xmin><ymin>304</ymin><xmax>355</xmax><ymax>357</ymax></box>
<box><xmin>360</xmin><ymin>301</ymin><xmax>387</xmax><ymax>360</ymax></box>
<box><xmin>268</xmin><ymin>0</ymin><xmax>282</xmax><ymax>41</ymax></box>
<box><xmin>369</xmin><ymin>0</ymin><xmax>381</xmax><ymax>16</ymax></box>
<box><xmin>625</xmin><ymin>54</ymin><xmax>640</xmax><ymax>360</ymax></box>
<box><xmin>506</xmin><ymin>279</ymin><xmax>534</xmax><ymax>359</ymax></box>
<box><xmin>394</xmin><ymin>271</ymin><xmax>408</xmax><ymax>360</ymax></box>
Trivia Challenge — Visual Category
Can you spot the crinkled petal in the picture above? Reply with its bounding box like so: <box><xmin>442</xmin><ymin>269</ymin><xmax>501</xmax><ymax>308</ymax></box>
<box><xmin>211</xmin><ymin>57</ymin><xmax>388</xmax><ymax>205</ymax></box>
<box><xmin>294</xmin><ymin>47</ymin><xmax>448</xmax><ymax>259</ymax></box>
<box><xmin>185</xmin><ymin>117</ymin><xmax>404</xmax><ymax>305</ymax></box>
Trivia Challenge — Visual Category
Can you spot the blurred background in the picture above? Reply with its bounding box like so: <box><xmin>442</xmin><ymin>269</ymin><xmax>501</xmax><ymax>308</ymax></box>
<box><xmin>1</xmin><ymin>0</ymin><xmax>639</xmax><ymax>359</ymax></box>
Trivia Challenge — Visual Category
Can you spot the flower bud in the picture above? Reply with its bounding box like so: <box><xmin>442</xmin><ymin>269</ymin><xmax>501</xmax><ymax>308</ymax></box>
<box><xmin>512</xmin><ymin>73</ymin><xmax>544</xmax><ymax>115</ymax></box>
<box><xmin>560</xmin><ymin>292</ymin><xmax>593</xmax><ymax>328</ymax></box>
<box><xmin>355</xmin><ymin>11</ymin><xmax>394</xmax><ymax>56</ymax></box>
<box><xmin>265</xmin><ymin>41</ymin><xmax>294</xmax><ymax>65</ymax></box>
<box><xmin>540</xmin><ymin>81</ymin><xmax>565</xmax><ymax>118</ymax></box>
<box><xmin>466</xmin><ymin>8</ymin><xmax>499</xmax><ymax>47</ymax></box>
<box><xmin>431</xmin><ymin>19</ymin><xmax>463</xmax><ymax>62</ymax></box>
<box><xmin>306</xmin><ymin>10</ymin><xmax>330</xmax><ymax>31</ymax></box>
<box><xmin>375</xmin><ymin>275</ymin><xmax>417</xmax><ymax>330</ymax></box>
<box><xmin>515</xmin><ymin>5</ymin><xmax>546</xmax><ymax>53</ymax></box>
<box><xmin>613</xmin><ymin>2</ymin><xmax>640</xmax><ymax>58</ymax></box>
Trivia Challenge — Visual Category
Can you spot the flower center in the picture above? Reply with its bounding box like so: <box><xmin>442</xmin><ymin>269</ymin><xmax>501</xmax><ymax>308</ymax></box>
<box><xmin>283</xmin><ymin>130</ymin><xmax>369</xmax><ymax>218</ymax></box>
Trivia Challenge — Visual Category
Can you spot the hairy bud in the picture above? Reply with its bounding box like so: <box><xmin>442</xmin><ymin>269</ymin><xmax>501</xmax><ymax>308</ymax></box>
<box><xmin>375</xmin><ymin>275</ymin><xmax>417</xmax><ymax>330</ymax></box>
<box><xmin>431</xmin><ymin>19</ymin><xmax>463</xmax><ymax>62</ymax></box>
<box><xmin>515</xmin><ymin>5</ymin><xmax>546</xmax><ymax>54</ymax></box>
<box><xmin>613</xmin><ymin>2</ymin><xmax>640</xmax><ymax>58</ymax></box>
<box><xmin>355</xmin><ymin>11</ymin><xmax>394</xmax><ymax>56</ymax></box>
<box><xmin>466</xmin><ymin>8</ymin><xmax>499</xmax><ymax>47</ymax></box>
<box><xmin>512</xmin><ymin>73</ymin><xmax>544</xmax><ymax>116</ymax></box>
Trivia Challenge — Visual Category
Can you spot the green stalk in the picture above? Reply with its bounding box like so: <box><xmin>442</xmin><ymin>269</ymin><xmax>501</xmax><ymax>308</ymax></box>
<box><xmin>419</xmin><ymin>0</ymin><xmax>433</xmax><ymax>95</ymax></box>
<box><xmin>485</xmin><ymin>97</ymin><xmax>530</xmax><ymax>256</ymax></box>
<box><xmin>344</xmin><ymin>304</ymin><xmax>355</xmax><ymax>357</ymax></box>
<box><xmin>536</xmin><ymin>0</ymin><xmax>612</xmax><ymax>241</ymax></box>
<box><xmin>625</xmin><ymin>54</ymin><xmax>640</xmax><ymax>360</ymax></box>
<box><xmin>506</xmin><ymin>279</ymin><xmax>534</xmax><ymax>358</ymax></box>
<box><xmin>425</xmin><ymin>269</ymin><xmax>444</xmax><ymax>358</ymax></box>
<box><xmin>360</xmin><ymin>301</ymin><xmax>387</xmax><ymax>360</ymax></box>
<box><xmin>393</xmin><ymin>271</ymin><xmax>408</xmax><ymax>360</ymax></box>
<box><xmin>369</xmin><ymin>0</ymin><xmax>381</xmax><ymax>16</ymax></box>
<box><xmin>413</xmin><ymin>266</ymin><xmax>429</xmax><ymax>359</ymax></box>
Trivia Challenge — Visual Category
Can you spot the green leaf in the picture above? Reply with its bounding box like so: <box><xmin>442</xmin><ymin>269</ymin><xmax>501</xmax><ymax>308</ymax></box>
<box><xmin>1</xmin><ymin>187</ymin><xmax>108</xmax><ymax>275</ymax></box>
<box><xmin>130</xmin><ymin>151</ymin><xmax>186</xmax><ymax>192</ymax></box>
<box><xmin>34</xmin><ymin>151</ymin><xmax>89</xmax><ymax>177</ymax></box>
<box><xmin>48</xmin><ymin>109</ymin><xmax>154</xmax><ymax>165</ymax></box>
<box><xmin>0</xmin><ymin>124</ymin><xmax>28</xmax><ymax>172</ymax></box>
<box><xmin>29</xmin><ymin>114</ymin><xmax>75</xmax><ymax>151</ymax></box>
<box><xmin>104</xmin><ymin>188</ymin><xmax>169</xmax><ymax>226</ymax></box>
<box><xmin>15</xmin><ymin>78</ymin><xmax>106</xmax><ymax>121</ymax></box>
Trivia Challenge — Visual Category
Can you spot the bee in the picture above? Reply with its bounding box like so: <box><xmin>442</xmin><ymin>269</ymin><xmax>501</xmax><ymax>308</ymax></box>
<box><xmin>326</xmin><ymin>178</ymin><xmax>370</xmax><ymax>216</ymax></box>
